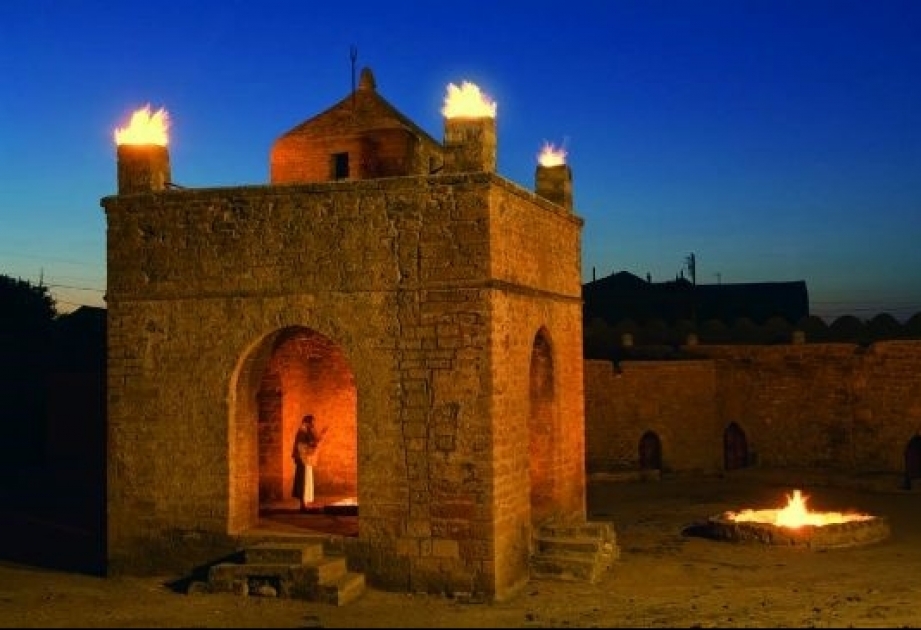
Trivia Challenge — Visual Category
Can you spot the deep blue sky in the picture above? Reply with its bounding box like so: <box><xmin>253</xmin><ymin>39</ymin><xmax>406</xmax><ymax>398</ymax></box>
<box><xmin>2</xmin><ymin>1</ymin><xmax>920</xmax><ymax>321</ymax></box>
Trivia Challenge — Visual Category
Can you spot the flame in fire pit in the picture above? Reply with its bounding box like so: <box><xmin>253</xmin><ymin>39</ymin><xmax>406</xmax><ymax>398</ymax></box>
<box><xmin>537</xmin><ymin>141</ymin><xmax>567</xmax><ymax>167</ymax></box>
<box><xmin>330</xmin><ymin>497</ymin><xmax>358</xmax><ymax>507</ymax></box>
<box><xmin>726</xmin><ymin>489</ymin><xmax>873</xmax><ymax>528</ymax></box>
<box><xmin>442</xmin><ymin>81</ymin><xmax>497</xmax><ymax>119</ymax></box>
<box><xmin>114</xmin><ymin>105</ymin><xmax>170</xmax><ymax>146</ymax></box>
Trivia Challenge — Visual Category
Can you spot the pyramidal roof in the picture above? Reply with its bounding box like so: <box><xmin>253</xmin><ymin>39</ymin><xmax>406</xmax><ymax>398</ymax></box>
<box><xmin>277</xmin><ymin>67</ymin><xmax>440</xmax><ymax>146</ymax></box>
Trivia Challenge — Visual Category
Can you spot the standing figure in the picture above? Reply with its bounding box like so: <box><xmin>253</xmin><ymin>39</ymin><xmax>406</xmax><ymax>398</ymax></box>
<box><xmin>292</xmin><ymin>414</ymin><xmax>325</xmax><ymax>511</ymax></box>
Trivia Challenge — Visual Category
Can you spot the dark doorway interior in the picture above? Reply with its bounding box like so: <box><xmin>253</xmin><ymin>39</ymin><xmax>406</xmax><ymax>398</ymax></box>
<box><xmin>529</xmin><ymin>330</ymin><xmax>555</xmax><ymax>524</ymax></box>
<box><xmin>724</xmin><ymin>422</ymin><xmax>749</xmax><ymax>471</ymax></box>
<box><xmin>639</xmin><ymin>430</ymin><xmax>662</xmax><ymax>470</ymax></box>
<box><xmin>904</xmin><ymin>434</ymin><xmax>921</xmax><ymax>489</ymax></box>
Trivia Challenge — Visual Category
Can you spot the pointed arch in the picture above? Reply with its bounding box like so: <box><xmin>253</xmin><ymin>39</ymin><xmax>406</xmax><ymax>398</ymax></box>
<box><xmin>724</xmin><ymin>422</ymin><xmax>749</xmax><ymax>471</ymax></box>
<box><xmin>528</xmin><ymin>327</ymin><xmax>556</xmax><ymax>524</ymax></box>
<box><xmin>905</xmin><ymin>435</ymin><xmax>921</xmax><ymax>489</ymax></box>
<box><xmin>229</xmin><ymin>325</ymin><xmax>358</xmax><ymax>534</ymax></box>
<box><xmin>638</xmin><ymin>430</ymin><xmax>662</xmax><ymax>471</ymax></box>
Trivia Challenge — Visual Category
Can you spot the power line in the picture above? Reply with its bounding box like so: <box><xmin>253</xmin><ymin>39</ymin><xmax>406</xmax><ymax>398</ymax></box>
<box><xmin>0</xmin><ymin>249</ymin><xmax>103</xmax><ymax>267</ymax></box>
<box><xmin>810</xmin><ymin>300</ymin><xmax>921</xmax><ymax>307</ymax></box>
<box><xmin>46</xmin><ymin>283</ymin><xmax>105</xmax><ymax>293</ymax></box>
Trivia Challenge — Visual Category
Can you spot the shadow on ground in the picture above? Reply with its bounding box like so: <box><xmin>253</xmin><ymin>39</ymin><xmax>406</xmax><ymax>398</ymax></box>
<box><xmin>0</xmin><ymin>464</ymin><xmax>358</xmax><ymax>578</ymax></box>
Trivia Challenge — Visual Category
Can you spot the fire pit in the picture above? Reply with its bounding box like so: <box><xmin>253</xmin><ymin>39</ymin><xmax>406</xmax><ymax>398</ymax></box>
<box><xmin>322</xmin><ymin>497</ymin><xmax>358</xmax><ymax>516</ymax></box>
<box><xmin>706</xmin><ymin>489</ymin><xmax>890</xmax><ymax>549</ymax></box>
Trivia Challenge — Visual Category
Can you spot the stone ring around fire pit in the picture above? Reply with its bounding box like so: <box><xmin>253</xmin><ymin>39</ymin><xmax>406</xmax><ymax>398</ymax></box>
<box><xmin>705</xmin><ymin>512</ymin><xmax>891</xmax><ymax>550</ymax></box>
<box><xmin>701</xmin><ymin>489</ymin><xmax>891</xmax><ymax>550</ymax></box>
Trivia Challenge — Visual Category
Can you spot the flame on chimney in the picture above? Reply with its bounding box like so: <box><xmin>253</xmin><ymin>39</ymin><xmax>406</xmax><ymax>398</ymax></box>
<box><xmin>537</xmin><ymin>141</ymin><xmax>567</xmax><ymax>167</ymax></box>
<box><xmin>114</xmin><ymin>104</ymin><xmax>172</xmax><ymax>194</ymax></box>
<box><xmin>535</xmin><ymin>140</ymin><xmax>573</xmax><ymax>211</ymax></box>
<box><xmin>442</xmin><ymin>81</ymin><xmax>497</xmax><ymax>119</ymax></box>
<box><xmin>114</xmin><ymin>105</ymin><xmax>170</xmax><ymax>146</ymax></box>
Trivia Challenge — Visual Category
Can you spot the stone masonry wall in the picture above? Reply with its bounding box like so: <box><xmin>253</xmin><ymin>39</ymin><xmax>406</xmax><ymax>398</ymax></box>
<box><xmin>271</xmin><ymin>128</ymin><xmax>441</xmax><ymax>183</ymax></box>
<box><xmin>103</xmin><ymin>175</ymin><xmax>489</xmax><ymax>583</ymax></box>
<box><xmin>488</xmin><ymin>183</ymin><xmax>583</xmax><ymax>596</ymax></box>
<box><xmin>585</xmin><ymin>341</ymin><xmax>921</xmax><ymax>476</ymax></box>
<box><xmin>695</xmin><ymin>342</ymin><xmax>921</xmax><ymax>472</ymax></box>
<box><xmin>102</xmin><ymin>171</ymin><xmax>584</xmax><ymax>600</ymax></box>
<box><xmin>585</xmin><ymin>360</ymin><xmax>720</xmax><ymax>474</ymax></box>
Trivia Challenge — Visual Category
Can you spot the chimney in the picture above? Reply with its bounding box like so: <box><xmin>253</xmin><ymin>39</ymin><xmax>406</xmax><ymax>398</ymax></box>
<box><xmin>117</xmin><ymin>144</ymin><xmax>171</xmax><ymax>194</ymax></box>
<box><xmin>443</xmin><ymin>116</ymin><xmax>497</xmax><ymax>174</ymax></box>
<box><xmin>535</xmin><ymin>163</ymin><xmax>573</xmax><ymax>211</ymax></box>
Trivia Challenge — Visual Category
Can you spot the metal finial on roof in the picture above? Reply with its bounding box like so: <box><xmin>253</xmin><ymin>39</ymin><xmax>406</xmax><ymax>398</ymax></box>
<box><xmin>350</xmin><ymin>45</ymin><xmax>358</xmax><ymax>93</ymax></box>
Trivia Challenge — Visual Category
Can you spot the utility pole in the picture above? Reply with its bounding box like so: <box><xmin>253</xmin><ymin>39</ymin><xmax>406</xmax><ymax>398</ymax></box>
<box><xmin>685</xmin><ymin>252</ymin><xmax>697</xmax><ymax>286</ymax></box>
<box><xmin>684</xmin><ymin>253</ymin><xmax>697</xmax><ymax>328</ymax></box>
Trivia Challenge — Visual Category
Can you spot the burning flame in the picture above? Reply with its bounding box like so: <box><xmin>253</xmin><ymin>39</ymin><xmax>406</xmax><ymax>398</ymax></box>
<box><xmin>538</xmin><ymin>141</ymin><xmax>567</xmax><ymax>167</ymax></box>
<box><xmin>726</xmin><ymin>489</ymin><xmax>872</xmax><ymax>528</ymax></box>
<box><xmin>114</xmin><ymin>105</ymin><xmax>170</xmax><ymax>146</ymax></box>
<box><xmin>442</xmin><ymin>81</ymin><xmax>497</xmax><ymax>119</ymax></box>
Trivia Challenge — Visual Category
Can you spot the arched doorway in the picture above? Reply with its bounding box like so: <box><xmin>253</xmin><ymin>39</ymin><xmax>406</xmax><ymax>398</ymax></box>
<box><xmin>905</xmin><ymin>435</ymin><xmax>921</xmax><ymax>489</ymax></box>
<box><xmin>529</xmin><ymin>329</ymin><xmax>555</xmax><ymax>525</ymax></box>
<box><xmin>638</xmin><ymin>430</ymin><xmax>662</xmax><ymax>470</ymax></box>
<box><xmin>232</xmin><ymin>325</ymin><xmax>358</xmax><ymax>536</ymax></box>
<box><xmin>723</xmin><ymin>422</ymin><xmax>749</xmax><ymax>471</ymax></box>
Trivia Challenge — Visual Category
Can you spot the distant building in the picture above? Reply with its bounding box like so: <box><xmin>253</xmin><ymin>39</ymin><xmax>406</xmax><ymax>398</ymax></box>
<box><xmin>583</xmin><ymin>271</ymin><xmax>809</xmax><ymax>326</ymax></box>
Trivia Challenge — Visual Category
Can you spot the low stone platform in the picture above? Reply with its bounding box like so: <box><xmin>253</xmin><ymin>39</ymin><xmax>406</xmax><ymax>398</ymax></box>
<box><xmin>202</xmin><ymin>541</ymin><xmax>366</xmax><ymax>605</ymax></box>
<box><xmin>704</xmin><ymin>513</ymin><xmax>891</xmax><ymax>549</ymax></box>
<box><xmin>530</xmin><ymin>520</ymin><xmax>619</xmax><ymax>583</ymax></box>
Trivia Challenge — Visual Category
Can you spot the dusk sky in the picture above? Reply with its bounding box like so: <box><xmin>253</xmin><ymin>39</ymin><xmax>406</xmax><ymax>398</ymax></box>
<box><xmin>2</xmin><ymin>1</ymin><xmax>919</xmax><ymax>321</ymax></box>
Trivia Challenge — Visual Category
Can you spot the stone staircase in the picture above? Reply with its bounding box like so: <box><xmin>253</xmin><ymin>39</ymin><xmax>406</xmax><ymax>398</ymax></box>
<box><xmin>530</xmin><ymin>520</ymin><xmax>619</xmax><ymax>583</ymax></box>
<box><xmin>206</xmin><ymin>540</ymin><xmax>366</xmax><ymax>605</ymax></box>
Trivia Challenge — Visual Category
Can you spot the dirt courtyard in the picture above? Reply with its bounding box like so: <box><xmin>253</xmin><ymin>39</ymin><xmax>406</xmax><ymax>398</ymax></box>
<box><xmin>2</xmin><ymin>469</ymin><xmax>920</xmax><ymax>628</ymax></box>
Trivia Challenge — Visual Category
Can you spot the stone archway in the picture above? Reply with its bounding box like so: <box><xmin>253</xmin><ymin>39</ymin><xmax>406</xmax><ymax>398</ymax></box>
<box><xmin>230</xmin><ymin>326</ymin><xmax>357</xmax><ymax>534</ymax></box>
<box><xmin>529</xmin><ymin>329</ymin><xmax>556</xmax><ymax>525</ymax></box>
<box><xmin>723</xmin><ymin>421</ymin><xmax>748</xmax><ymax>471</ymax></box>
<box><xmin>904</xmin><ymin>435</ymin><xmax>921</xmax><ymax>489</ymax></box>
<box><xmin>638</xmin><ymin>430</ymin><xmax>662</xmax><ymax>471</ymax></box>
<box><xmin>256</xmin><ymin>327</ymin><xmax>358</xmax><ymax>510</ymax></box>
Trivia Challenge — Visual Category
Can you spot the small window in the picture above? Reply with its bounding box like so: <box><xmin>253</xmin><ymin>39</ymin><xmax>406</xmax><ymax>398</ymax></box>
<box><xmin>332</xmin><ymin>152</ymin><xmax>349</xmax><ymax>180</ymax></box>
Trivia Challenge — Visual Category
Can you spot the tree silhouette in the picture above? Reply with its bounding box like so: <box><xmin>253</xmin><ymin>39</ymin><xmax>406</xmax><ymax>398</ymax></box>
<box><xmin>764</xmin><ymin>316</ymin><xmax>793</xmax><ymax>344</ymax></box>
<box><xmin>865</xmin><ymin>313</ymin><xmax>903</xmax><ymax>341</ymax></box>
<box><xmin>584</xmin><ymin>317</ymin><xmax>617</xmax><ymax>360</ymax></box>
<box><xmin>906</xmin><ymin>313</ymin><xmax>921</xmax><ymax>339</ymax></box>
<box><xmin>0</xmin><ymin>274</ymin><xmax>57</xmax><ymax>468</ymax></box>
<box><xmin>828</xmin><ymin>315</ymin><xmax>865</xmax><ymax>343</ymax></box>
<box><xmin>795</xmin><ymin>315</ymin><xmax>830</xmax><ymax>343</ymax></box>
<box><xmin>698</xmin><ymin>318</ymin><xmax>730</xmax><ymax>344</ymax></box>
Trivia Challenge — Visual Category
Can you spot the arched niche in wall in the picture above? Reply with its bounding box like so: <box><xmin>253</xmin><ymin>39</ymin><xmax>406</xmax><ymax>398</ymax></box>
<box><xmin>638</xmin><ymin>430</ymin><xmax>662</xmax><ymax>471</ymax></box>
<box><xmin>528</xmin><ymin>327</ymin><xmax>556</xmax><ymax>525</ymax></box>
<box><xmin>723</xmin><ymin>421</ymin><xmax>749</xmax><ymax>471</ymax></box>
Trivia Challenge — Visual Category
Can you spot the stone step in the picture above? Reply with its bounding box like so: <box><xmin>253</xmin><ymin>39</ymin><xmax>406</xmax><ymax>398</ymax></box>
<box><xmin>530</xmin><ymin>551</ymin><xmax>605</xmax><ymax>583</ymax></box>
<box><xmin>535</xmin><ymin>535</ymin><xmax>606</xmax><ymax>555</ymax></box>
<box><xmin>243</xmin><ymin>541</ymin><xmax>325</xmax><ymax>565</ymax></box>
<box><xmin>318</xmin><ymin>571</ymin><xmax>367</xmax><ymax>606</ymax></box>
<box><xmin>531</xmin><ymin>519</ymin><xmax>620</xmax><ymax>584</ymax></box>
<box><xmin>537</xmin><ymin>521</ymin><xmax>616</xmax><ymax>542</ymax></box>
<box><xmin>208</xmin><ymin>556</ymin><xmax>349</xmax><ymax>598</ymax></box>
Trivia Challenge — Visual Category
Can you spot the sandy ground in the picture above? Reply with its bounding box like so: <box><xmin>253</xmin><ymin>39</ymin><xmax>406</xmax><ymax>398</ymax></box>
<box><xmin>2</xmin><ymin>470</ymin><xmax>920</xmax><ymax>628</ymax></box>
